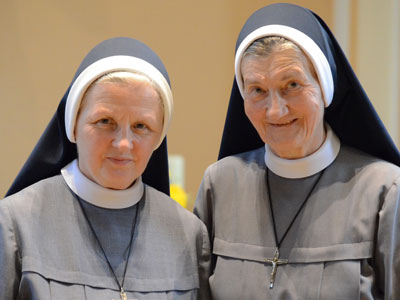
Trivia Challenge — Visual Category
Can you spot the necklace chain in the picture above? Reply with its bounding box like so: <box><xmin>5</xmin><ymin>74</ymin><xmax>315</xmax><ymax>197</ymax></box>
<box><xmin>265</xmin><ymin>169</ymin><xmax>324</xmax><ymax>289</ymax></box>
<box><xmin>74</xmin><ymin>188</ymin><xmax>144</xmax><ymax>297</ymax></box>
<box><xmin>266</xmin><ymin>168</ymin><xmax>324</xmax><ymax>248</ymax></box>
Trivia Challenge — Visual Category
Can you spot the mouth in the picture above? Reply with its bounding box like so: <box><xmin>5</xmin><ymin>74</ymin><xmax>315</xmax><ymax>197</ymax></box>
<box><xmin>107</xmin><ymin>157</ymin><xmax>133</xmax><ymax>165</ymax></box>
<box><xmin>269</xmin><ymin>119</ymin><xmax>298</xmax><ymax>127</ymax></box>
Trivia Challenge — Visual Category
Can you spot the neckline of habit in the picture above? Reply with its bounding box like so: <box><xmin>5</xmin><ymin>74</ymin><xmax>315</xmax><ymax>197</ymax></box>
<box><xmin>74</xmin><ymin>189</ymin><xmax>143</xmax><ymax>299</ymax></box>
<box><xmin>61</xmin><ymin>159</ymin><xmax>144</xmax><ymax>209</ymax></box>
<box><xmin>264</xmin><ymin>124</ymin><xmax>341</xmax><ymax>179</ymax></box>
<box><xmin>265</xmin><ymin>166</ymin><xmax>325</xmax><ymax>289</ymax></box>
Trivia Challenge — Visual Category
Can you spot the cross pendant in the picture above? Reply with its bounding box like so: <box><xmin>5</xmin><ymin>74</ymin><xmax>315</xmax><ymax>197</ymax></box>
<box><xmin>121</xmin><ymin>290</ymin><xmax>128</xmax><ymax>300</ymax></box>
<box><xmin>112</xmin><ymin>288</ymin><xmax>137</xmax><ymax>300</ymax></box>
<box><xmin>265</xmin><ymin>248</ymin><xmax>288</xmax><ymax>289</ymax></box>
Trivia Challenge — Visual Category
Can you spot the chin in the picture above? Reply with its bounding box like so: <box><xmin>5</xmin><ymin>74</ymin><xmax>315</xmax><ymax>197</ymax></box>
<box><xmin>99</xmin><ymin>176</ymin><xmax>136</xmax><ymax>190</ymax></box>
<box><xmin>267</xmin><ymin>140</ymin><xmax>304</xmax><ymax>156</ymax></box>
<box><xmin>104</xmin><ymin>181</ymin><xmax>134</xmax><ymax>190</ymax></box>
<box><xmin>99</xmin><ymin>169</ymin><xmax>137</xmax><ymax>189</ymax></box>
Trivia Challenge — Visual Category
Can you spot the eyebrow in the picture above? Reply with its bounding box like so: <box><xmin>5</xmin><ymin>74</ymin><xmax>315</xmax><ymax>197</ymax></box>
<box><xmin>88</xmin><ymin>106</ymin><xmax>115</xmax><ymax>117</ymax></box>
<box><xmin>243</xmin><ymin>70</ymin><xmax>306</xmax><ymax>86</ymax></box>
<box><xmin>280</xmin><ymin>71</ymin><xmax>305</xmax><ymax>81</ymax></box>
<box><xmin>274</xmin><ymin>65</ymin><xmax>309</xmax><ymax>82</ymax></box>
<box><xmin>243</xmin><ymin>74</ymin><xmax>264</xmax><ymax>85</ymax></box>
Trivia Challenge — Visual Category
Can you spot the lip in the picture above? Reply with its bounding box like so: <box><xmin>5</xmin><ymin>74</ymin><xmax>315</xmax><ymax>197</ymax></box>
<box><xmin>269</xmin><ymin>118</ymin><xmax>298</xmax><ymax>127</ymax></box>
<box><xmin>106</xmin><ymin>157</ymin><xmax>133</xmax><ymax>165</ymax></box>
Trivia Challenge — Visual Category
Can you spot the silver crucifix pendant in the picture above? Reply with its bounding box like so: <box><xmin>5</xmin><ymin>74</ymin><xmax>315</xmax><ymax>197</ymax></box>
<box><xmin>120</xmin><ymin>289</ymin><xmax>128</xmax><ymax>300</ymax></box>
<box><xmin>112</xmin><ymin>288</ymin><xmax>137</xmax><ymax>300</ymax></box>
<box><xmin>265</xmin><ymin>248</ymin><xmax>288</xmax><ymax>289</ymax></box>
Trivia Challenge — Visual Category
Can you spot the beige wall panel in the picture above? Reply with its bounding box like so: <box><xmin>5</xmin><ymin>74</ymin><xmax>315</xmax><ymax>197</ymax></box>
<box><xmin>355</xmin><ymin>0</ymin><xmax>399</xmax><ymax>148</ymax></box>
<box><xmin>0</xmin><ymin>0</ymin><xmax>332</xmax><ymax>205</ymax></box>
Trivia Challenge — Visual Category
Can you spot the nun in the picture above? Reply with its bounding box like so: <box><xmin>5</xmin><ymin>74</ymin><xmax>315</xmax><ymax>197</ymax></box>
<box><xmin>194</xmin><ymin>3</ymin><xmax>400</xmax><ymax>299</ymax></box>
<box><xmin>0</xmin><ymin>37</ymin><xmax>211</xmax><ymax>299</ymax></box>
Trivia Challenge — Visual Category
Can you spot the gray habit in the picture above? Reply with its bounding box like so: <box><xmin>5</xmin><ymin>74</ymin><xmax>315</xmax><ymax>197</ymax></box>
<box><xmin>194</xmin><ymin>145</ymin><xmax>400</xmax><ymax>299</ymax></box>
<box><xmin>0</xmin><ymin>176</ymin><xmax>211</xmax><ymax>300</ymax></box>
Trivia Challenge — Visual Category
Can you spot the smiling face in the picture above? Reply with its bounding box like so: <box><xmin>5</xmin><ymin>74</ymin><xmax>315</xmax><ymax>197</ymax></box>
<box><xmin>241</xmin><ymin>47</ymin><xmax>325</xmax><ymax>159</ymax></box>
<box><xmin>74</xmin><ymin>76</ymin><xmax>163</xmax><ymax>190</ymax></box>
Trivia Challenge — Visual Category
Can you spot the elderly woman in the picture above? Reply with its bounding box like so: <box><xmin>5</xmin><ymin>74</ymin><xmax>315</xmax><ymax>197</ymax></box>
<box><xmin>194</xmin><ymin>3</ymin><xmax>400</xmax><ymax>299</ymax></box>
<box><xmin>0</xmin><ymin>37</ymin><xmax>210</xmax><ymax>299</ymax></box>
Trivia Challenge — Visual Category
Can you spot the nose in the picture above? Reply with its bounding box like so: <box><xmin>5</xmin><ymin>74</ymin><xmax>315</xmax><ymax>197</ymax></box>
<box><xmin>266</xmin><ymin>92</ymin><xmax>288</xmax><ymax>119</ymax></box>
<box><xmin>112</xmin><ymin>126</ymin><xmax>134</xmax><ymax>151</ymax></box>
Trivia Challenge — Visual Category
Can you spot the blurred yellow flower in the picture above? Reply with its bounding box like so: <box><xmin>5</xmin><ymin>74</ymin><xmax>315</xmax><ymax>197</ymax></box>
<box><xmin>170</xmin><ymin>184</ymin><xmax>188</xmax><ymax>208</ymax></box>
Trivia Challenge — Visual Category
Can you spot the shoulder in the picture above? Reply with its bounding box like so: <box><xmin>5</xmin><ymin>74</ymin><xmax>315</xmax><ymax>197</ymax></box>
<box><xmin>0</xmin><ymin>175</ymin><xmax>67</xmax><ymax>218</ymax></box>
<box><xmin>328</xmin><ymin>145</ymin><xmax>400</xmax><ymax>196</ymax></box>
<box><xmin>143</xmin><ymin>184</ymin><xmax>209</xmax><ymax>255</ymax></box>
<box><xmin>144</xmin><ymin>184</ymin><xmax>206</xmax><ymax>230</ymax></box>
<box><xmin>2</xmin><ymin>175</ymin><xmax>64</xmax><ymax>202</ymax></box>
<box><xmin>204</xmin><ymin>147</ymin><xmax>265</xmax><ymax>178</ymax></box>
<box><xmin>337</xmin><ymin>145</ymin><xmax>400</xmax><ymax>180</ymax></box>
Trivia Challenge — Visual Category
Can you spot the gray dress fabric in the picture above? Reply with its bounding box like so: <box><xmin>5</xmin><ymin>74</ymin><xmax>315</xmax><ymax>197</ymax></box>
<box><xmin>0</xmin><ymin>175</ymin><xmax>211</xmax><ymax>300</ymax></box>
<box><xmin>194</xmin><ymin>145</ymin><xmax>400</xmax><ymax>299</ymax></box>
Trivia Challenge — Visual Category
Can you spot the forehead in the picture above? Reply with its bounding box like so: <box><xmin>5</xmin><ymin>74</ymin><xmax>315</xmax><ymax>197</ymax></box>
<box><xmin>241</xmin><ymin>48</ymin><xmax>315</xmax><ymax>79</ymax></box>
<box><xmin>80</xmin><ymin>78</ymin><xmax>162</xmax><ymax>111</ymax></box>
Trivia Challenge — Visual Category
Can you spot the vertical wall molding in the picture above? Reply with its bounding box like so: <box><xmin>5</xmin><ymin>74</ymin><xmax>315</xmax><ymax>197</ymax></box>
<box><xmin>355</xmin><ymin>0</ymin><xmax>399</xmax><ymax>146</ymax></box>
<box><xmin>333</xmin><ymin>0</ymin><xmax>351</xmax><ymax>56</ymax></box>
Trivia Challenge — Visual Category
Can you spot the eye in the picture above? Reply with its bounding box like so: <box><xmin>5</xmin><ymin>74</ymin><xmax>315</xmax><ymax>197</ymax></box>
<box><xmin>134</xmin><ymin>123</ymin><xmax>148</xmax><ymax>130</ymax></box>
<box><xmin>246</xmin><ymin>86</ymin><xmax>267</xmax><ymax>99</ymax></box>
<box><xmin>282</xmin><ymin>81</ymin><xmax>301</xmax><ymax>95</ymax></box>
<box><xmin>252</xmin><ymin>86</ymin><xmax>265</xmax><ymax>94</ymax></box>
<box><xmin>98</xmin><ymin>118</ymin><xmax>111</xmax><ymax>125</ymax></box>
<box><xmin>287</xmin><ymin>81</ymin><xmax>300</xmax><ymax>90</ymax></box>
<box><xmin>95</xmin><ymin>118</ymin><xmax>115</xmax><ymax>126</ymax></box>
<box><xmin>94</xmin><ymin>118</ymin><xmax>116</xmax><ymax>129</ymax></box>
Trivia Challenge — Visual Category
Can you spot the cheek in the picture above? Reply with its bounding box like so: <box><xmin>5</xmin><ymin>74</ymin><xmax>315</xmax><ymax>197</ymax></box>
<box><xmin>136</xmin><ymin>140</ymin><xmax>156</xmax><ymax>159</ymax></box>
<box><xmin>294</xmin><ymin>94</ymin><xmax>324</xmax><ymax>122</ymax></box>
<box><xmin>133</xmin><ymin>141</ymin><xmax>156</xmax><ymax>170</ymax></box>
<box><xmin>297</xmin><ymin>101</ymin><xmax>324</xmax><ymax>141</ymax></box>
<box><xmin>77</xmin><ymin>141</ymin><xmax>97</xmax><ymax>172</ymax></box>
<box><xmin>305</xmin><ymin>101</ymin><xmax>324</xmax><ymax>125</ymax></box>
<box><xmin>244</xmin><ymin>103</ymin><xmax>263</xmax><ymax>125</ymax></box>
<box><xmin>77</xmin><ymin>132</ymin><xmax>110</xmax><ymax>161</ymax></box>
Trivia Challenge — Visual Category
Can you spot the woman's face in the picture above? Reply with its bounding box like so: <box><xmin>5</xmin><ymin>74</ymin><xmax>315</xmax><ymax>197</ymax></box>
<box><xmin>241</xmin><ymin>48</ymin><xmax>325</xmax><ymax>159</ymax></box>
<box><xmin>75</xmin><ymin>78</ymin><xmax>163</xmax><ymax>190</ymax></box>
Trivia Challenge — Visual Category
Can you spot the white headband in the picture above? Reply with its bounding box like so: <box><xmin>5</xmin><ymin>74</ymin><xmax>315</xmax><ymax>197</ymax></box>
<box><xmin>65</xmin><ymin>55</ymin><xmax>173</xmax><ymax>149</ymax></box>
<box><xmin>235</xmin><ymin>24</ymin><xmax>334</xmax><ymax>107</ymax></box>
